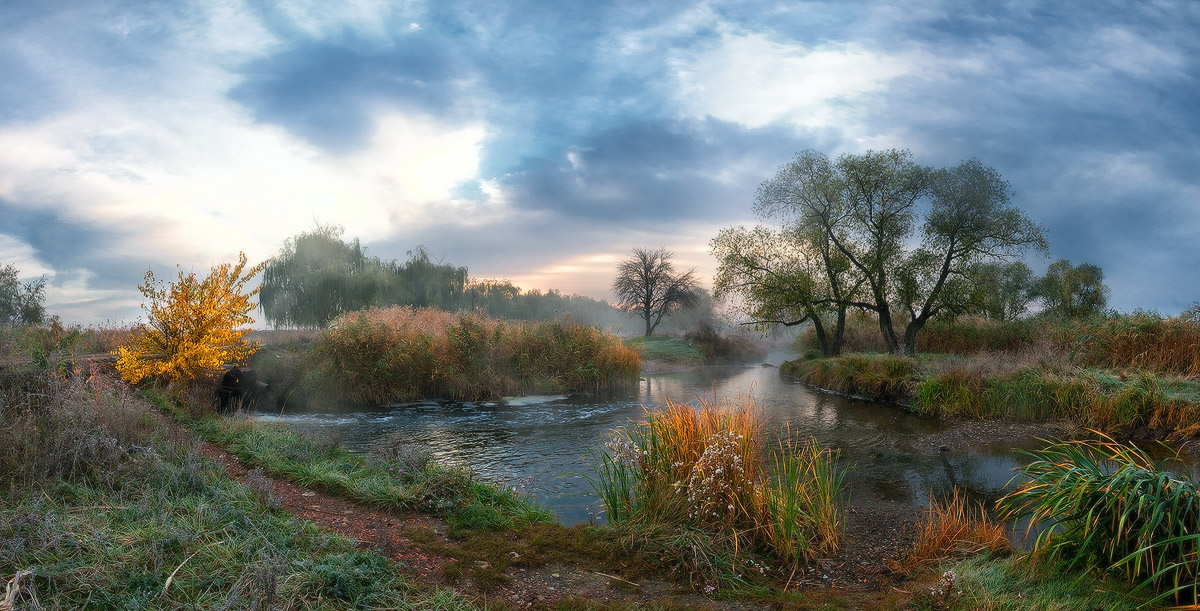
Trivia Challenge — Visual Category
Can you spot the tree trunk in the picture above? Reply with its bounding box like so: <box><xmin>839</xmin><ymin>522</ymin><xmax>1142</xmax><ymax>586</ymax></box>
<box><xmin>829</xmin><ymin>307</ymin><xmax>846</xmax><ymax>356</ymax></box>
<box><xmin>811</xmin><ymin>315</ymin><xmax>830</xmax><ymax>357</ymax></box>
<box><xmin>644</xmin><ymin>315</ymin><xmax>653</xmax><ymax>337</ymax></box>
<box><xmin>901</xmin><ymin>317</ymin><xmax>927</xmax><ymax>357</ymax></box>
<box><xmin>877</xmin><ymin>307</ymin><xmax>901</xmax><ymax>354</ymax></box>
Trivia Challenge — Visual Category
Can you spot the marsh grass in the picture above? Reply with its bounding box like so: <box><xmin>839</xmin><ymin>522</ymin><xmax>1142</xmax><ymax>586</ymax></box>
<box><xmin>915</xmin><ymin>366</ymin><xmax>1200</xmax><ymax>437</ymax></box>
<box><xmin>894</xmin><ymin>489</ymin><xmax>1012</xmax><ymax>571</ymax></box>
<box><xmin>998</xmin><ymin>434</ymin><xmax>1200</xmax><ymax>606</ymax></box>
<box><xmin>780</xmin><ymin>353</ymin><xmax>916</xmax><ymax>402</ymax></box>
<box><xmin>0</xmin><ymin>364</ymin><xmax>474</xmax><ymax>609</ymax></box>
<box><xmin>590</xmin><ymin>395</ymin><xmax>846</xmax><ymax>590</ymax></box>
<box><xmin>306</xmin><ymin>306</ymin><xmax>640</xmax><ymax>404</ymax></box>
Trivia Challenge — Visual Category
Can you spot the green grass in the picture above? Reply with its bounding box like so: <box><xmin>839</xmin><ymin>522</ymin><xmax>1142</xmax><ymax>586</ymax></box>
<box><xmin>918</xmin><ymin>555</ymin><xmax>1150</xmax><ymax>610</ymax></box>
<box><xmin>623</xmin><ymin>335</ymin><xmax>705</xmax><ymax>364</ymax></box>
<box><xmin>998</xmin><ymin>435</ymin><xmax>1199</xmax><ymax>606</ymax></box>
<box><xmin>779</xmin><ymin>353</ymin><xmax>916</xmax><ymax>402</ymax></box>
<box><xmin>145</xmin><ymin>387</ymin><xmax>554</xmax><ymax>536</ymax></box>
<box><xmin>0</xmin><ymin>366</ymin><xmax>474</xmax><ymax>609</ymax></box>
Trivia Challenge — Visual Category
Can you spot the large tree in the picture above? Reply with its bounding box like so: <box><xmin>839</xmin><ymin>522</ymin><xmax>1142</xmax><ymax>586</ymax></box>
<box><xmin>0</xmin><ymin>264</ymin><xmax>46</xmax><ymax>327</ymax></box>
<box><xmin>1032</xmin><ymin>259</ymin><xmax>1109</xmax><ymax>319</ymax></box>
<box><xmin>754</xmin><ymin>149</ymin><xmax>1046</xmax><ymax>356</ymax></box>
<box><xmin>612</xmin><ymin>247</ymin><xmax>699</xmax><ymax>337</ymax></box>
<box><xmin>711</xmin><ymin>224</ymin><xmax>859</xmax><ymax>356</ymax></box>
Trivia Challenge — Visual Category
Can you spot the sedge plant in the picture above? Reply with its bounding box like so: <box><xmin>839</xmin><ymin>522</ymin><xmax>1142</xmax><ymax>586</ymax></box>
<box><xmin>998</xmin><ymin>432</ymin><xmax>1200</xmax><ymax>606</ymax></box>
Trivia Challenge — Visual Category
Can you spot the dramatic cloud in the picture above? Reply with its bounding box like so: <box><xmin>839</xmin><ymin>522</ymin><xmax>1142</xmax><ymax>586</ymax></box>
<box><xmin>0</xmin><ymin>0</ymin><xmax>1197</xmax><ymax>323</ymax></box>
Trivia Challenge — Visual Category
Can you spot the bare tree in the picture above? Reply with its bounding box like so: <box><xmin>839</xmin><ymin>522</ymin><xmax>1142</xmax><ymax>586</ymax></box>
<box><xmin>612</xmin><ymin>247</ymin><xmax>699</xmax><ymax>337</ymax></box>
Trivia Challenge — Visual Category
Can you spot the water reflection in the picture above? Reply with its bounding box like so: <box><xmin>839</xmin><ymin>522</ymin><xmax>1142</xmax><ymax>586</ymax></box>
<box><xmin>259</xmin><ymin>356</ymin><xmax>1048</xmax><ymax>524</ymax></box>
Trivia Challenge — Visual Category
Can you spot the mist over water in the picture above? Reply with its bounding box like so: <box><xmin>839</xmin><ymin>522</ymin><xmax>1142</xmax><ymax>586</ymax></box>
<box><xmin>258</xmin><ymin>352</ymin><xmax>1053</xmax><ymax>523</ymax></box>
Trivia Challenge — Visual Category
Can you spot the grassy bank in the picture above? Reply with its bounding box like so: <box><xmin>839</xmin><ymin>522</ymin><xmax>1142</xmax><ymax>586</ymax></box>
<box><xmin>624</xmin><ymin>328</ymin><xmax>767</xmax><ymax>367</ymax></box>
<box><xmin>783</xmin><ymin>353</ymin><xmax>1200</xmax><ymax>438</ymax></box>
<box><xmin>142</xmin><ymin>383</ymin><xmax>552</xmax><ymax>537</ymax></box>
<box><xmin>784</xmin><ymin>313</ymin><xmax>1200</xmax><ymax>439</ymax></box>
<box><xmin>0</xmin><ymin>364</ymin><xmax>471</xmax><ymax>609</ymax></box>
<box><xmin>265</xmin><ymin>306</ymin><xmax>641</xmax><ymax>406</ymax></box>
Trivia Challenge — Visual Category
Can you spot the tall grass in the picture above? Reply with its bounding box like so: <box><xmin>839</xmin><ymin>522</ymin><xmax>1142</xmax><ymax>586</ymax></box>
<box><xmin>0</xmin><ymin>364</ymin><xmax>473</xmax><ymax>609</ymax></box>
<box><xmin>0</xmin><ymin>321</ymin><xmax>132</xmax><ymax>367</ymax></box>
<box><xmin>590</xmin><ymin>395</ymin><xmax>846</xmax><ymax>589</ymax></box>
<box><xmin>895</xmin><ymin>489</ymin><xmax>1012</xmax><ymax>571</ymax></box>
<box><xmin>780</xmin><ymin>353</ymin><xmax>916</xmax><ymax>402</ymax></box>
<box><xmin>305</xmin><ymin>306</ymin><xmax>640</xmax><ymax>404</ymax></box>
<box><xmin>915</xmin><ymin>367</ymin><xmax>1200</xmax><ymax>437</ymax></box>
<box><xmin>1071</xmin><ymin>312</ymin><xmax>1200</xmax><ymax>377</ymax></box>
<box><xmin>998</xmin><ymin>434</ymin><xmax>1200</xmax><ymax>606</ymax></box>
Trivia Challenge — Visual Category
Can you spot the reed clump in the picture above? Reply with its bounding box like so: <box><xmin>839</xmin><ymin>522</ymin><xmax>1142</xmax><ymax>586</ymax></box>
<box><xmin>306</xmin><ymin>306</ymin><xmax>640</xmax><ymax>404</ymax></box>
<box><xmin>894</xmin><ymin>489</ymin><xmax>1012</xmax><ymax>571</ymax></box>
<box><xmin>591</xmin><ymin>395</ymin><xmax>846</xmax><ymax>590</ymax></box>
<box><xmin>999</xmin><ymin>434</ymin><xmax>1200</xmax><ymax>606</ymax></box>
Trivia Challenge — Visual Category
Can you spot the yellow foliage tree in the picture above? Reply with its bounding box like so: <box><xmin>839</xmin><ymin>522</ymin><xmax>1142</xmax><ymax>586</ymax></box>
<box><xmin>114</xmin><ymin>252</ymin><xmax>266</xmax><ymax>384</ymax></box>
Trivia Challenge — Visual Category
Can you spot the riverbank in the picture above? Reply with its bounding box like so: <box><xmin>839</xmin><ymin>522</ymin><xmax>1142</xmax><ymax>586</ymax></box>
<box><xmin>781</xmin><ymin>352</ymin><xmax>1200</xmax><ymax>445</ymax></box>
<box><xmin>3</xmin><ymin>350</ymin><xmax>1167</xmax><ymax>609</ymax></box>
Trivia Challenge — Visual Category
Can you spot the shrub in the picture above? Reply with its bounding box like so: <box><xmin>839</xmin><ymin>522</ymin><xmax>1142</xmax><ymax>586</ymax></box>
<box><xmin>114</xmin><ymin>252</ymin><xmax>264</xmax><ymax>384</ymax></box>
<box><xmin>683</xmin><ymin>323</ymin><xmax>767</xmax><ymax>363</ymax></box>
<box><xmin>998</xmin><ymin>434</ymin><xmax>1200</xmax><ymax>606</ymax></box>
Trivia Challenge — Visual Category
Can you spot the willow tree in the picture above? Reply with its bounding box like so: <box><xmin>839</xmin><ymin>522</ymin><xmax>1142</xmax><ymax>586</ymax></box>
<box><xmin>755</xmin><ymin>150</ymin><xmax>1046</xmax><ymax>356</ymax></box>
<box><xmin>1032</xmin><ymin>258</ymin><xmax>1109</xmax><ymax>319</ymax></box>
<box><xmin>259</xmin><ymin>226</ymin><xmax>467</xmax><ymax>328</ymax></box>
<box><xmin>711</xmin><ymin>225</ymin><xmax>860</xmax><ymax>356</ymax></box>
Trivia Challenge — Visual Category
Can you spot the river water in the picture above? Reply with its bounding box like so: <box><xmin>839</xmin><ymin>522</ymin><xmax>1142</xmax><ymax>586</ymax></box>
<box><xmin>255</xmin><ymin>352</ymin><xmax>1072</xmax><ymax>524</ymax></box>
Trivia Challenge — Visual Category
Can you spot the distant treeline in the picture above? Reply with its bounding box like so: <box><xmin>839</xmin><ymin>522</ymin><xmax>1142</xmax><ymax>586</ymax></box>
<box><xmin>258</xmin><ymin>225</ymin><xmax>716</xmax><ymax>335</ymax></box>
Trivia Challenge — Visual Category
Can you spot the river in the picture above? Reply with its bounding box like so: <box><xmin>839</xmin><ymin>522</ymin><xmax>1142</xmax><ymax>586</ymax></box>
<box><xmin>255</xmin><ymin>352</ymin><xmax>1079</xmax><ymax>524</ymax></box>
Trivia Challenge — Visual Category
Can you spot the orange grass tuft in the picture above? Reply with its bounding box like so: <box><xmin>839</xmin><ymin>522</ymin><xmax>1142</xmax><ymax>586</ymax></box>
<box><xmin>894</xmin><ymin>489</ymin><xmax>1012</xmax><ymax>572</ymax></box>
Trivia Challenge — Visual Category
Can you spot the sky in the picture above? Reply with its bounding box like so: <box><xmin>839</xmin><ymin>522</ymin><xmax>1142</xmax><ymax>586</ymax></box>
<box><xmin>1</xmin><ymin>0</ymin><xmax>1197</xmax><ymax>325</ymax></box>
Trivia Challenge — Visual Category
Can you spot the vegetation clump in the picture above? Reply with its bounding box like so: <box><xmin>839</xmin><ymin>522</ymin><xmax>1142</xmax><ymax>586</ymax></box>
<box><xmin>114</xmin><ymin>252</ymin><xmax>264</xmax><ymax>384</ymax></box>
<box><xmin>999</xmin><ymin>434</ymin><xmax>1200</xmax><ymax>606</ymax></box>
<box><xmin>591</xmin><ymin>395</ymin><xmax>846</xmax><ymax>590</ymax></box>
<box><xmin>303</xmin><ymin>306</ymin><xmax>641</xmax><ymax>404</ymax></box>
<box><xmin>895</xmin><ymin>489</ymin><xmax>1012</xmax><ymax>571</ymax></box>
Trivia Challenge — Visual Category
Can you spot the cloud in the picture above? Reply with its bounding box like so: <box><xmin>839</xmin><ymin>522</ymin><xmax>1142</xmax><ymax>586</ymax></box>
<box><xmin>669</xmin><ymin>30</ymin><xmax>912</xmax><ymax>131</ymax></box>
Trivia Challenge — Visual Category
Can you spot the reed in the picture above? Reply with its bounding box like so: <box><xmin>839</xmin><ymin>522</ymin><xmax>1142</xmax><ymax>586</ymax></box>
<box><xmin>590</xmin><ymin>394</ymin><xmax>846</xmax><ymax>588</ymax></box>
<box><xmin>998</xmin><ymin>434</ymin><xmax>1200</xmax><ymax>606</ymax></box>
<box><xmin>306</xmin><ymin>306</ymin><xmax>640</xmax><ymax>404</ymax></box>
<box><xmin>1071</xmin><ymin>312</ymin><xmax>1200</xmax><ymax>377</ymax></box>
<box><xmin>895</xmin><ymin>489</ymin><xmax>1011</xmax><ymax>571</ymax></box>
